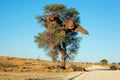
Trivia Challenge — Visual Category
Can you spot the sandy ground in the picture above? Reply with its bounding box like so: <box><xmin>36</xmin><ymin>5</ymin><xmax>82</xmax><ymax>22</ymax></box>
<box><xmin>0</xmin><ymin>71</ymin><xmax>84</xmax><ymax>80</ymax></box>
<box><xmin>73</xmin><ymin>65</ymin><xmax>120</xmax><ymax>80</ymax></box>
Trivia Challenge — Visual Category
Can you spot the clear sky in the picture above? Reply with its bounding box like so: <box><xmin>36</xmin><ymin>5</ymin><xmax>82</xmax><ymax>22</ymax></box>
<box><xmin>0</xmin><ymin>0</ymin><xmax>120</xmax><ymax>63</ymax></box>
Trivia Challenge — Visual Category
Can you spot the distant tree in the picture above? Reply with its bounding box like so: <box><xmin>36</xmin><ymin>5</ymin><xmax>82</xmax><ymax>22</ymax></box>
<box><xmin>35</xmin><ymin>4</ymin><xmax>88</xmax><ymax>69</ymax></box>
<box><xmin>118</xmin><ymin>62</ymin><xmax>120</xmax><ymax>65</ymax></box>
<box><xmin>112</xmin><ymin>62</ymin><xmax>117</xmax><ymax>65</ymax></box>
<box><xmin>100</xmin><ymin>59</ymin><xmax>108</xmax><ymax>65</ymax></box>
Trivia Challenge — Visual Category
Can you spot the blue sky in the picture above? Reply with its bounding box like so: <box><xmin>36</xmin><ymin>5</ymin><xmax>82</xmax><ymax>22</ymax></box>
<box><xmin>0</xmin><ymin>0</ymin><xmax>120</xmax><ymax>63</ymax></box>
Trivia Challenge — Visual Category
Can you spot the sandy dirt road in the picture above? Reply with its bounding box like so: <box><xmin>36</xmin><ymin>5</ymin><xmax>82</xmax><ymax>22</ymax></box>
<box><xmin>73</xmin><ymin>65</ymin><xmax>120</xmax><ymax>80</ymax></box>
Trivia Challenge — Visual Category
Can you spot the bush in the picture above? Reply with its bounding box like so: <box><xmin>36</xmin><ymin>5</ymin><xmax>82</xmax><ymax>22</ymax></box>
<box><xmin>0</xmin><ymin>61</ymin><xmax>18</xmax><ymax>68</ymax></box>
<box><xmin>112</xmin><ymin>62</ymin><xmax>117</xmax><ymax>65</ymax></box>
<box><xmin>100</xmin><ymin>59</ymin><xmax>108</xmax><ymax>65</ymax></box>
<box><xmin>68</xmin><ymin>64</ymin><xmax>78</xmax><ymax>71</ymax></box>
<box><xmin>110</xmin><ymin>65</ymin><xmax>117</xmax><ymax>70</ymax></box>
<box><xmin>55</xmin><ymin>65</ymin><xmax>63</xmax><ymax>69</ymax></box>
<box><xmin>24</xmin><ymin>62</ymin><xmax>32</xmax><ymax>65</ymax></box>
<box><xmin>118</xmin><ymin>62</ymin><xmax>120</xmax><ymax>65</ymax></box>
<box><xmin>68</xmin><ymin>64</ymin><xmax>85</xmax><ymax>71</ymax></box>
<box><xmin>47</xmin><ymin>65</ymin><xmax>55</xmax><ymax>70</ymax></box>
<box><xmin>7</xmin><ymin>57</ymin><xmax>15</xmax><ymax>60</ymax></box>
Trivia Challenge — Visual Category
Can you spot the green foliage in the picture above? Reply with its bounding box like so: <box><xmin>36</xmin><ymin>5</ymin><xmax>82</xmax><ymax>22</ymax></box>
<box><xmin>112</xmin><ymin>62</ymin><xmax>117</xmax><ymax>64</ymax></box>
<box><xmin>100</xmin><ymin>59</ymin><xmax>108</xmax><ymax>65</ymax></box>
<box><xmin>66</xmin><ymin>32</ymin><xmax>82</xmax><ymax>60</ymax></box>
<box><xmin>44</xmin><ymin>4</ymin><xmax>66</xmax><ymax>14</ymax></box>
<box><xmin>35</xmin><ymin>24</ymin><xmax>66</xmax><ymax>62</ymax></box>
<box><xmin>35</xmin><ymin>15</ymin><xmax>47</xmax><ymax>27</ymax></box>
<box><xmin>66</xmin><ymin>8</ymin><xmax>79</xmax><ymax>19</ymax></box>
<box><xmin>47</xmin><ymin>50</ymin><xmax>59</xmax><ymax>62</ymax></box>
<box><xmin>36</xmin><ymin>4</ymin><xmax>80</xmax><ymax>25</ymax></box>
<box><xmin>35</xmin><ymin>4</ymin><xmax>82</xmax><ymax>62</ymax></box>
<box><xmin>36</xmin><ymin>15</ymin><xmax>45</xmax><ymax>23</ymax></box>
<box><xmin>35</xmin><ymin>26</ymin><xmax>66</xmax><ymax>49</ymax></box>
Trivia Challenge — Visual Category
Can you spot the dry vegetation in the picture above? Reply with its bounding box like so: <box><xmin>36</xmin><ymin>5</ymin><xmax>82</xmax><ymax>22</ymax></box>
<box><xmin>0</xmin><ymin>56</ymin><xmax>91</xmax><ymax>80</ymax></box>
<box><xmin>0</xmin><ymin>56</ymin><xmax>92</xmax><ymax>73</ymax></box>
<box><xmin>0</xmin><ymin>56</ymin><xmax>119</xmax><ymax>80</ymax></box>
<box><xmin>97</xmin><ymin>63</ymin><xmax>120</xmax><ymax>71</ymax></box>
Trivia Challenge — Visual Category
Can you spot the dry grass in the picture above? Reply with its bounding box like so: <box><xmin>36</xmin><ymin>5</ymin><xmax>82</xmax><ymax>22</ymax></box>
<box><xmin>0</xmin><ymin>56</ymin><xmax>91</xmax><ymax>73</ymax></box>
<box><xmin>0</xmin><ymin>56</ymin><xmax>91</xmax><ymax>80</ymax></box>
<box><xmin>98</xmin><ymin>63</ymin><xmax>120</xmax><ymax>70</ymax></box>
<box><xmin>0</xmin><ymin>56</ymin><xmax>52</xmax><ymax>72</ymax></box>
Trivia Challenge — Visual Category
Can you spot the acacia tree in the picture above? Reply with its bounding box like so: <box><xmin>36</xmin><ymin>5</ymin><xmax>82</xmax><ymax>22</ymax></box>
<box><xmin>35</xmin><ymin>4</ymin><xmax>88</xmax><ymax>69</ymax></box>
<box><xmin>100</xmin><ymin>59</ymin><xmax>108</xmax><ymax>65</ymax></box>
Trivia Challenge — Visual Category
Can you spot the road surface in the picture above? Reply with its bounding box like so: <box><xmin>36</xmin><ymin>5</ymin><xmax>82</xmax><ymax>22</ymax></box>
<box><xmin>72</xmin><ymin>65</ymin><xmax>120</xmax><ymax>80</ymax></box>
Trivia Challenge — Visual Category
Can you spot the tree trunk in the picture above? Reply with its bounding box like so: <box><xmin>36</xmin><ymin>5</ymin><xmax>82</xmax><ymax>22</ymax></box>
<box><xmin>61</xmin><ymin>42</ymin><xmax>66</xmax><ymax>69</ymax></box>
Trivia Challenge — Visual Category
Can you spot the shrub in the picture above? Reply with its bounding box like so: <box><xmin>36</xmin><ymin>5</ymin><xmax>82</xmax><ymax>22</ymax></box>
<box><xmin>77</xmin><ymin>66</ymin><xmax>86</xmax><ymax>71</ymax></box>
<box><xmin>7</xmin><ymin>57</ymin><xmax>15</xmax><ymax>60</ymax></box>
<box><xmin>68</xmin><ymin>64</ymin><xmax>78</xmax><ymax>71</ymax></box>
<box><xmin>55</xmin><ymin>65</ymin><xmax>64</xmax><ymax>69</ymax></box>
<box><xmin>118</xmin><ymin>62</ymin><xmax>120</xmax><ymax>65</ymax></box>
<box><xmin>0</xmin><ymin>61</ymin><xmax>18</xmax><ymax>68</ymax></box>
<box><xmin>100</xmin><ymin>59</ymin><xmax>108</xmax><ymax>65</ymax></box>
<box><xmin>47</xmin><ymin>65</ymin><xmax>55</xmax><ymax>70</ymax></box>
<box><xmin>68</xmin><ymin>64</ymin><xmax>85</xmax><ymax>71</ymax></box>
<box><xmin>24</xmin><ymin>62</ymin><xmax>32</xmax><ymax>65</ymax></box>
<box><xmin>112</xmin><ymin>62</ymin><xmax>117</xmax><ymax>64</ymax></box>
<box><xmin>22</xmin><ymin>66</ymin><xmax>32</xmax><ymax>70</ymax></box>
<box><xmin>25</xmin><ymin>78</ymin><xmax>44</xmax><ymax>80</ymax></box>
<box><xmin>110</xmin><ymin>65</ymin><xmax>117</xmax><ymax>70</ymax></box>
